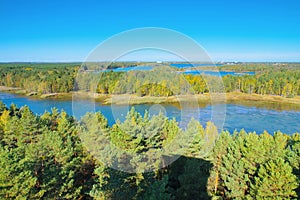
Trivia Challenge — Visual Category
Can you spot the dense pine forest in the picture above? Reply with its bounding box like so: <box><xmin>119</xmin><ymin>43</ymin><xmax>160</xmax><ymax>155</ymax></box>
<box><xmin>0</xmin><ymin>62</ymin><xmax>300</xmax><ymax>97</ymax></box>
<box><xmin>0</xmin><ymin>102</ymin><xmax>299</xmax><ymax>199</ymax></box>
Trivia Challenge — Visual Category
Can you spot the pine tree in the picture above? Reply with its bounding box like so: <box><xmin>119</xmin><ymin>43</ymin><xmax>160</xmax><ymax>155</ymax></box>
<box><xmin>251</xmin><ymin>158</ymin><xmax>298</xmax><ymax>199</ymax></box>
<box><xmin>182</xmin><ymin>119</ymin><xmax>205</xmax><ymax>158</ymax></box>
<box><xmin>207</xmin><ymin>131</ymin><xmax>233</xmax><ymax>197</ymax></box>
<box><xmin>287</xmin><ymin>133</ymin><xmax>300</xmax><ymax>196</ymax></box>
<box><xmin>141</xmin><ymin>174</ymin><xmax>170</xmax><ymax>200</ymax></box>
<box><xmin>0</xmin><ymin>101</ymin><xmax>6</xmax><ymax>114</ymax></box>
<box><xmin>175</xmin><ymin>158</ymin><xmax>211</xmax><ymax>200</ymax></box>
<box><xmin>218</xmin><ymin>131</ymin><xmax>249</xmax><ymax>199</ymax></box>
<box><xmin>0</xmin><ymin>136</ymin><xmax>39</xmax><ymax>199</ymax></box>
<box><xmin>0</xmin><ymin>106</ymin><xmax>94</xmax><ymax>199</ymax></box>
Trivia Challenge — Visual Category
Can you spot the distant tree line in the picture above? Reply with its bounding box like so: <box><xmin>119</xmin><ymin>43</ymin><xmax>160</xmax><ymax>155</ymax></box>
<box><xmin>218</xmin><ymin>63</ymin><xmax>300</xmax><ymax>72</ymax></box>
<box><xmin>0</xmin><ymin>63</ymin><xmax>79</xmax><ymax>93</ymax></box>
<box><xmin>77</xmin><ymin>69</ymin><xmax>300</xmax><ymax>98</ymax></box>
<box><xmin>0</xmin><ymin>102</ymin><xmax>299</xmax><ymax>199</ymax></box>
<box><xmin>223</xmin><ymin>71</ymin><xmax>300</xmax><ymax>97</ymax></box>
<box><xmin>0</xmin><ymin>63</ymin><xmax>300</xmax><ymax>97</ymax></box>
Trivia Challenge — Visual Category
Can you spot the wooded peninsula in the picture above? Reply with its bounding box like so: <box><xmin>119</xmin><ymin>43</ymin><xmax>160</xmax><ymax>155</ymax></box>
<box><xmin>0</xmin><ymin>62</ymin><xmax>299</xmax><ymax>105</ymax></box>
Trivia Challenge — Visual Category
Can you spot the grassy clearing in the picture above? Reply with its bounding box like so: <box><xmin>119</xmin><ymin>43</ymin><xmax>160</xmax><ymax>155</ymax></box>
<box><xmin>0</xmin><ymin>86</ymin><xmax>21</xmax><ymax>91</ymax></box>
<box><xmin>98</xmin><ymin>92</ymin><xmax>300</xmax><ymax>106</ymax></box>
<box><xmin>226</xmin><ymin>92</ymin><xmax>300</xmax><ymax>105</ymax></box>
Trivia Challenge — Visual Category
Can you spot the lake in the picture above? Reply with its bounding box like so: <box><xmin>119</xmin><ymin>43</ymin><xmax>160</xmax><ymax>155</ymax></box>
<box><xmin>181</xmin><ymin>70</ymin><xmax>255</xmax><ymax>76</ymax></box>
<box><xmin>110</xmin><ymin>65</ymin><xmax>154</xmax><ymax>72</ymax></box>
<box><xmin>0</xmin><ymin>92</ymin><xmax>299</xmax><ymax>135</ymax></box>
<box><xmin>170</xmin><ymin>63</ymin><xmax>223</xmax><ymax>68</ymax></box>
<box><xmin>104</xmin><ymin>64</ymin><xmax>255</xmax><ymax>76</ymax></box>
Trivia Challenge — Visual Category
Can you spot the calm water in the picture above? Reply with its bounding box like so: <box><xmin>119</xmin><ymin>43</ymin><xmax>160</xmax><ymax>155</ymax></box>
<box><xmin>170</xmin><ymin>63</ymin><xmax>223</xmax><ymax>68</ymax></box>
<box><xmin>111</xmin><ymin>65</ymin><xmax>154</xmax><ymax>72</ymax></box>
<box><xmin>181</xmin><ymin>70</ymin><xmax>255</xmax><ymax>76</ymax></box>
<box><xmin>0</xmin><ymin>92</ymin><xmax>299</xmax><ymax>135</ymax></box>
<box><xmin>105</xmin><ymin>65</ymin><xmax>254</xmax><ymax>77</ymax></box>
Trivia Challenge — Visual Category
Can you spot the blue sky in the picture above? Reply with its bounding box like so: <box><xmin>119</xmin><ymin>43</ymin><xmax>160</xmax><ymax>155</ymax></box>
<box><xmin>0</xmin><ymin>0</ymin><xmax>300</xmax><ymax>62</ymax></box>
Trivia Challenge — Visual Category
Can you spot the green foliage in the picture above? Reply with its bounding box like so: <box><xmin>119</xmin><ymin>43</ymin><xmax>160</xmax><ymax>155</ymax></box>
<box><xmin>75</xmin><ymin>63</ymin><xmax>300</xmax><ymax>97</ymax></box>
<box><xmin>0</xmin><ymin>102</ymin><xmax>299</xmax><ymax>199</ymax></box>
<box><xmin>251</xmin><ymin>158</ymin><xmax>298</xmax><ymax>199</ymax></box>
<box><xmin>168</xmin><ymin>157</ymin><xmax>212</xmax><ymax>200</ymax></box>
<box><xmin>141</xmin><ymin>175</ymin><xmax>171</xmax><ymax>200</ymax></box>
<box><xmin>208</xmin><ymin>131</ymin><xmax>299</xmax><ymax>199</ymax></box>
<box><xmin>0</xmin><ymin>63</ymin><xmax>79</xmax><ymax>93</ymax></box>
<box><xmin>0</xmin><ymin>101</ymin><xmax>6</xmax><ymax>113</ymax></box>
<box><xmin>1</xmin><ymin>62</ymin><xmax>300</xmax><ymax>97</ymax></box>
<box><xmin>287</xmin><ymin>133</ymin><xmax>300</xmax><ymax>196</ymax></box>
<box><xmin>0</xmin><ymin>105</ymin><xmax>94</xmax><ymax>199</ymax></box>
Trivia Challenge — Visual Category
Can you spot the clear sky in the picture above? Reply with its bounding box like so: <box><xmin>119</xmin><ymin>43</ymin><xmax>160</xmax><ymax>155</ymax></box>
<box><xmin>0</xmin><ymin>0</ymin><xmax>300</xmax><ymax>62</ymax></box>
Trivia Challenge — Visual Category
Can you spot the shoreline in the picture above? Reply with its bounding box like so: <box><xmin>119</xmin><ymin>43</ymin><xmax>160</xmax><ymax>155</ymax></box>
<box><xmin>98</xmin><ymin>92</ymin><xmax>300</xmax><ymax>106</ymax></box>
<box><xmin>1</xmin><ymin>86</ymin><xmax>300</xmax><ymax>106</ymax></box>
<box><xmin>0</xmin><ymin>86</ymin><xmax>22</xmax><ymax>91</ymax></box>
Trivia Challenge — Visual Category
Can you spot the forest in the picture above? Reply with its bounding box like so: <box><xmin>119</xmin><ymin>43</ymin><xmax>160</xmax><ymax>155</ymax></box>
<box><xmin>0</xmin><ymin>102</ymin><xmax>299</xmax><ymax>199</ymax></box>
<box><xmin>0</xmin><ymin>62</ymin><xmax>300</xmax><ymax>98</ymax></box>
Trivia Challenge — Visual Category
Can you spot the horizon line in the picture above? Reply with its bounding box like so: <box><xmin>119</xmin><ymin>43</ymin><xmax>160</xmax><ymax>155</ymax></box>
<box><xmin>0</xmin><ymin>61</ymin><xmax>300</xmax><ymax>64</ymax></box>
